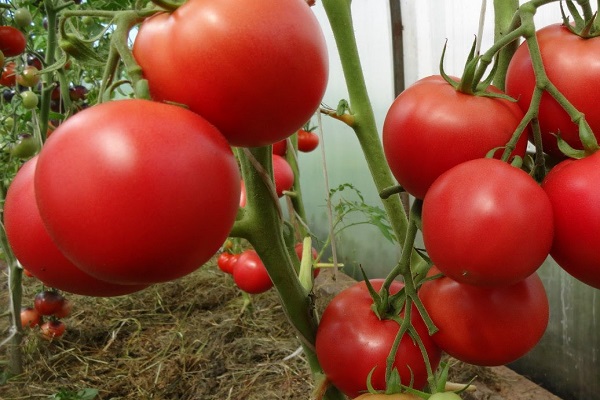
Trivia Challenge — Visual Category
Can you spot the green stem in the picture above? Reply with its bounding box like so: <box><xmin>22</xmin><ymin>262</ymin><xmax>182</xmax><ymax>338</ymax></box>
<box><xmin>39</xmin><ymin>0</ymin><xmax>61</xmax><ymax>142</ymax></box>
<box><xmin>492</xmin><ymin>0</ymin><xmax>520</xmax><ymax>90</ymax></box>
<box><xmin>321</xmin><ymin>0</ymin><xmax>426</xmax><ymax>272</ymax></box>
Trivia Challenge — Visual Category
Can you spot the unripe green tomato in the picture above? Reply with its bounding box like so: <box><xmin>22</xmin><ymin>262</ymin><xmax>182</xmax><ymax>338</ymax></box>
<box><xmin>10</xmin><ymin>134</ymin><xmax>40</xmax><ymax>159</ymax></box>
<box><xmin>16</xmin><ymin>66</ymin><xmax>40</xmax><ymax>87</ymax></box>
<box><xmin>428</xmin><ymin>392</ymin><xmax>462</xmax><ymax>400</ymax></box>
<box><xmin>4</xmin><ymin>116</ymin><xmax>14</xmax><ymax>131</ymax></box>
<box><xmin>14</xmin><ymin>8</ymin><xmax>33</xmax><ymax>28</ymax></box>
<box><xmin>20</xmin><ymin>90</ymin><xmax>38</xmax><ymax>109</ymax></box>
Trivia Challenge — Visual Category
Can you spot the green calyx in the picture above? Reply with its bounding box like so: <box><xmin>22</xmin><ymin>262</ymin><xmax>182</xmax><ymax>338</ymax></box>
<box><xmin>560</xmin><ymin>0</ymin><xmax>600</xmax><ymax>38</ymax></box>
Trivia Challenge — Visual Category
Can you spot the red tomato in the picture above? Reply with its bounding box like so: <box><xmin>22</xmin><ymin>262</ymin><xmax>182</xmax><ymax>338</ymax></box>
<box><xmin>54</xmin><ymin>299</ymin><xmax>72</xmax><ymax>319</ymax></box>
<box><xmin>0</xmin><ymin>26</ymin><xmax>26</xmax><ymax>57</ymax></box>
<box><xmin>419</xmin><ymin>270</ymin><xmax>549</xmax><ymax>366</ymax></box>
<box><xmin>34</xmin><ymin>290</ymin><xmax>65</xmax><ymax>316</ymax></box>
<box><xmin>506</xmin><ymin>24</ymin><xmax>600</xmax><ymax>158</ymax></box>
<box><xmin>422</xmin><ymin>158</ymin><xmax>553</xmax><ymax>287</ymax></box>
<box><xmin>217</xmin><ymin>252</ymin><xmax>240</xmax><ymax>275</ymax></box>
<box><xmin>34</xmin><ymin>99</ymin><xmax>241</xmax><ymax>285</ymax></box>
<box><xmin>272</xmin><ymin>154</ymin><xmax>294</xmax><ymax>197</ymax></box>
<box><xmin>20</xmin><ymin>307</ymin><xmax>41</xmax><ymax>328</ymax></box>
<box><xmin>40</xmin><ymin>320</ymin><xmax>66</xmax><ymax>340</ymax></box>
<box><xmin>354</xmin><ymin>394</ymin><xmax>421</xmax><ymax>400</ymax></box>
<box><xmin>4</xmin><ymin>157</ymin><xmax>149</xmax><ymax>296</ymax></box>
<box><xmin>232</xmin><ymin>250</ymin><xmax>273</xmax><ymax>294</ymax></box>
<box><xmin>0</xmin><ymin>61</ymin><xmax>16</xmax><ymax>87</ymax></box>
<box><xmin>542</xmin><ymin>151</ymin><xmax>600</xmax><ymax>289</ymax></box>
<box><xmin>297</xmin><ymin>129</ymin><xmax>319</xmax><ymax>152</ymax></box>
<box><xmin>132</xmin><ymin>0</ymin><xmax>328</xmax><ymax>147</ymax></box>
<box><xmin>383</xmin><ymin>75</ymin><xmax>528</xmax><ymax>199</ymax></box>
<box><xmin>272</xmin><ymin>139</ymin><xmax>287</xmax><ymax>156</ymax></box>
<box><xmin>316</xmin><ymin>280</ymin><xmax>441</xmax><ymax>398</ymax></box>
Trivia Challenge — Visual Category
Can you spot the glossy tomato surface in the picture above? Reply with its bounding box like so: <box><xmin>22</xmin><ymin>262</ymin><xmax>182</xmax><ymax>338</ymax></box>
<box><xmin>297</xmin><ymin>129</ymin><xmax>319</xmax><ymax>152</ymax></box>
<box><xmin>133</xmin><ymin>0</ymin><xmax>328</xmax><ymax>147</ymax></box>
<box><xmin>316</xmin><ymin>280</ymin><xmax>441</xmax><ymax>398</ymax></box>
<box><xmin>232</xmin><ymin>250</ymin><xmax>273</xmax><ymax>294</ymax></box>
<box><xmin>419</xmin><ymin>270</ymin><xmax>549</xmax><ymax>366</ymax></box>
<box><xmin>34</xmin><ymin>99</ymin><xmax>241</xmax><ymax>285</ymax></box>
<box><xmin>0</xmin><ymin>26</ymin><xmax>26</xmax><ymax>57</ymax></box>
<box><xmin>506</xmin><ymin>24</ymin><xmax>600</xmax><ymax>158</ymax></box>
<box><xmin>272</xmin><ymin>154</ymin><xmax>294</xmax><ymax>197</ymax></box>
<box><xmin>4</xmin><ymin>157</ymin><xmax>148</xmax><ymax>296</ymax></box>
<box><xmin>542</xmin><ymin>151</ymin><xmax>600</xmax><ymax>289</ymax></box>
<box><xmin>383</xmin><ymin>75</ymin><xmax>528</xmax><ymax>199</ymax></box>
<box><xmin>422</xmin><ymin>158</ymin><xmax>553</xmax><ymax>287</ymax></box>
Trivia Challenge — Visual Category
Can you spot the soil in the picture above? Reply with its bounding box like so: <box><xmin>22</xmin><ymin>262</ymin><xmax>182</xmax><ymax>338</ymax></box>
<box><xmin>0</xmin><ymin>262</ymin><xmax>562</xmax><ymax>400</ymax></box>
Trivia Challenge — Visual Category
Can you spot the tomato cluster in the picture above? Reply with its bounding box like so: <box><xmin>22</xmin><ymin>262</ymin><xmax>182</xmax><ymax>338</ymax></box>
<box><xmin>21</xmin><ymin>290</ymin><xmax>71</xmax><ymax>340</ymax></box>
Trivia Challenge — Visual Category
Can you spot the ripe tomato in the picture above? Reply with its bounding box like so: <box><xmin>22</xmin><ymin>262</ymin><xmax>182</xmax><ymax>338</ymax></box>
<box><xmin>0</xmin><ymin>26</ymin><xmax>26</xmax><ymax>57</ymax></box>
<box><xmin>34</xmin><ymin>290</ymin><xmax>65</xmax><ymax>316</ymax></box>
<box><xmin>54</xmin><ymin>299</ymin><xmax>72</xmax><ymax>319</ymax></box>
<box><xmin>34</xmin><ymin>99</ymin><xmax>241</xmax><ymax>285</ymax></box>
<box><xmin>297</xmin><ymin>129</ymin><xmax>319</xmax><ymax>152</ymax></box>
<box><xmin>132</xmin><ymin>0</ymin><xmax>328</xmax><ymax>147</ymax></box>
<box><xmin>316</xmin><ymin>280</ymin><xmax>441</xmax><ymax>398</ymax></box>
<box><xmin>4</xmin><ymin>157</ymin><xmax>149</xmax><ymax>296</ymax></box>
<box><xmin>354</xmin><ymin>394</ymin><xmax>421</xmax><ymax>400</ymax></box>
<box><xmin>422</xmin><ymin>158</ymin><xmax>553</xmax><ymax>287</ymax></box>
<box><xmin>419</xmin><ymin>270</ymin><xmax>549</xmax><ymax>366</ymax></box>
<box><xmin>232</xmin><ymin>250</ymin><xmax>273</xmax><ymax>294</ymax></box>
<box><xmin>383</xmin><ymin>75</ymin><xmax>528</xmax><ymax>199</ymax></box>
<box><xmin>217</xmin><ymin>252</ymin><xmax>240</xmax><ymax>275</ymax></box>
<box><xmin>542</xmin><ymin>151</ymin><xmax>600</xmax><ymax>289</ymax></box>
<box><xmin>40</xmin><ymin>320</ymin><xmax>66</xmax><ymax>340</ymax></box>
<box><xmin>272</xmin><ymin>139</ymin><xmax>287</xmax><ymax>156</ymax></box>
<box><xmin>0</xmin><ymin>61</ymin><xmax>16</xmax><ymax>87</ymax></box>
<box><xmin>20</xmin><ymin>307</ymin><xmax>42</xmax><ymax>328</ymax></box>
<box><xmin>272</xmin><ymin>154</ymin><xmax>294</xmax><ymax>197</ymax></box>
<box><xmin>506</xmin><ymin>24</ymin><xmax>600</xmax><ymax>158</ymax></box>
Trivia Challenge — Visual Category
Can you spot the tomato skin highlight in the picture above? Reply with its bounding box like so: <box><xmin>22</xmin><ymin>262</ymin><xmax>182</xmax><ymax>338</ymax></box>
<box><xmin>542</xmin><ymin>151</ymin><xmax>600</xmax><ymax>289</ymax></box>
<box><xmin>422</xmin><ymin>158</ymin><xmax>554</xmax><ymax>287</ymax></box>
<box><xmin>316</xmin><ymin>280</ymin><xmax>441</xmax><ymax>398</ymax></box>
<box><xmin>419</xmin><ymin>270</ymin><xmax>549</xmax><ymax>366</ymax></box>
<box><xmin>132</xmin><ymin>0</ymin><xmax>328</xmax><ymax>147</ymax></box>
<box><xmin>506</xmin><ymin>24</ymin><xmax>600</xmax><ymax>158</ymax></box>
<box><xmin>232</xmin><ymin>250</ymin><xmax>273</xmax><ymax>294</ymax></box>
<box><xmin>4</xmin><ymin>157</ymin><xmax>149</xmax><ymax>296</ymax></box>
<box><xmin>34</xmin><ymin>99</ymin><xmax>241</xmax><ymax>285</ymax></box>
<box><xmin>383</xmin><ymin>75</ymin><xmax>528</xmax><ymax>199</ymax></box>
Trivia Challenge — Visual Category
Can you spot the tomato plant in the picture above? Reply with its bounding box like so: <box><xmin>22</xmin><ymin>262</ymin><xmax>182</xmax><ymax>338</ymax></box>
<box><xmin>34</xmin><ymin>290</ymin><xmax>65</xmax><ymax>316</ymax></box>
<box><xmin>542</xmin><ymin>151</ymin><xmax>600</xmax><ymax>289</ymax></box>
<box><xmin>4</xmin><ymin>156</ymin><xmax>149</xmax><ymax>296</ymax></box>
<box><xmin>382</xmin><ymin>75</ymin><xmax>528</xmax><ymax>199</ymax></box>
<box><xmin>419</xmin><ymin>270</ymin><xmax>549</xmax><ymax>366</ymax></box>
<box><xmin>40</xmin><ymin>320</ymin><xmax>66</xmax><ymax>340</ymax></box>
<box><xmin>422</xmin><ymin>158</ymin><xmax>554</xmax><ymax>287</ymax></box>
<box><xmin>133</xmin><ymin>0</ymin><xmax>328</xmax><ymax>147</ymax></box>
<box><xmin>34</xmin><ymin>99</ymin><xmax>241</xmax><ymax>285</ymax></box>
<box><xmin>316</xmin><ymin>280</ymin><xmax>441</xmax><ymax>398</ymax></box>
<box><xmin>272</xmin><ymin>154</ymin><xmax>295</xmax><ymax>197</ymax></box>
<box><xmin>506</xmin><ymin>24</ymin><xmax>600</xmax><ymax>159</ymax></box>
<box><xmin>0</xmin><ymin>26</ymin><xmax>26</xmax><ymax>57</ymax></box>
<box><xmin>232</xmin><ymin>250</ymin><xmax>273</xmax><ymax>294</ymax></box>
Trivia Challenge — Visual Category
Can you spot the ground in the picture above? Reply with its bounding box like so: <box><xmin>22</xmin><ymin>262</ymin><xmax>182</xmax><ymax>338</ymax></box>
<box><xmin>1</xmin><ymin>261</ymin><xmax>561</xmax><ymax>400</ymax></box>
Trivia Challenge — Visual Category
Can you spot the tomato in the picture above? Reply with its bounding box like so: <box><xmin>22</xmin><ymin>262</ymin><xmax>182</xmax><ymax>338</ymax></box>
<box><xmin>14</xmin><ymin>8</ymin><xmax>33</xmax><ymax>29</ymax></box>
<box><xmin>16</xmin><ymin>65</ymin><xmax>40</xmax><ymax>87</ymax></box>
<box><xmin>20</xmin><ymin>307</ymin><xmax>42</xmax><ymax>328</ymax></box>
<box><xmin>428</xmin><ymin>393</ymin><xmax>462</xmax><ymax>400</ymax></box>
<box><xmin>132</xmin><ymin>0</ymin><xmax>328</xmax><ymax>147</ymax></box>
<box><xmin>1</xmin><ymin>61</ymin><xmax>16</xmax><ymax>87</ymax></box>
<box><xmin>353</xmin><ymin>394</ymin><xmax>421</xmax><ymax>400</ymax></box>
<box><xmin>316</xmin><ymin>280</ymin><xmax>441</xmax><ymax>398</ymax></box>
<box><xmin>382</xmin><ymin>75</ymin><xmax>528</xmax><ymax>199</ymax></box>
<box><xmin>272</xmin><ymin>154</ymin><xmax>294</xmax><ymax>197</ymax></box>
<box><xmin>4</xmin><ymin>157</ymin><xmax>149</xmax><ymax>296</ymax></box>
<box><xmin>20</xmin><ymin>90</ymin><xmax>38</xmax><ymax>109</ymax></box>
<box><xmin>10</xmin><ymin>134</ymin><xmax>40</xmax><ymax>159</ymax></box>
<box><xmin>297</xmin><ymin>129</ymin><xmax>319</xmax><ymax>152</ymax></box>
<box><xmin>54</xmin><ymin>299</ymin><xmax>72</xmax><ymax>319</ymax></box>
<box><xmin>34</xmin><ymin>99</ymin><xmax>241</xmax><ymax>285</ymax></box>
<box><xmin>422</xmin><ymin>158</ymin><xmax>553</xmax><ymax>287</ymax></box>
<box><xmin>34</xmin><ymin>290</ymin><xmax>65</xmax><ymax>316</ymax></box>
<box><xmin>419</xmin><ymin>270</ymin><xmax>549</xmax><ymax>366</ymax></box>
<box><xmin>272</xmin><ymin>139</ymin><xmax>287</xmax><ymax>156</ymax></box>
<box><xmin>217</xmin><ymin>252</ymin><xmax>240</xmax><ymax>275</ymax></box>
<box><xmin>40</xmin><ymin>320</ymin><xmax>66</xmax><ymax>340</ymax></box>
<box><xmin>542</xmin><ymin>151</ymin><xmax>600</xmax><ymax>289</ymax></box>
<box><xmin>0</xmin><ymin>26</ymin><xmax>26</xmax><ymax>57</ymax></box>
<box><xmin>506</xmin><ymin>24</ymin><xmax>600</xmax><ymax>159</ymax></box>
<box><xmin>232</xmin><ymin>250</ymin><xmax>273</xmax><ymax>294</ymax></box>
